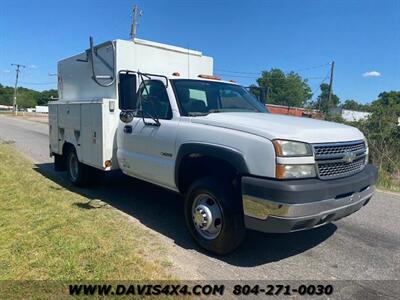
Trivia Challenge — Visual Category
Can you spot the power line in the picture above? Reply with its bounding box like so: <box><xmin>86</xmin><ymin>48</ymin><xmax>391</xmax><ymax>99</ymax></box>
<box><xmin>214</xmin><ymin>68</ymin><xmax>260</xmax><ymax>75</ymax></box>
<box><xmin>19</xmin><ymin>81</ymin><xmax>56</xmax><ymax>85</ymax></box>
<box><xmin>215</xmin><ymin>72</ymin><xmax>327</xmax><ymax>80</ymax></box>
<box><xmin>214</xmin><ymin>62</ymin><xmax>331</xmax><ymax>76</ymax></box>
<box><xmin>311</xmin><ymin>69</ymin><xmax>331</xmax><ymax>101</ymax></box>
<box><xmin>292</xmin><ymin>62</ymin><xmax>331</xmax><ymax>73</ymax></box>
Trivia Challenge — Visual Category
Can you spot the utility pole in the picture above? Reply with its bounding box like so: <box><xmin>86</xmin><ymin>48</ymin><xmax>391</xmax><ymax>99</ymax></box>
<box><xmin>130</xmin><ymin>5</ymin><xmax>143</xmax><ymax>40</ymax></box>
<box><xmin>327</xmin><ymin>61</ymin><xmax>335</xmax><ymax>109</ymax></box>
<box><xmin>11</xmin><ymin>63</ymin><xmax>26</xmax><ymax>115</ymax></box>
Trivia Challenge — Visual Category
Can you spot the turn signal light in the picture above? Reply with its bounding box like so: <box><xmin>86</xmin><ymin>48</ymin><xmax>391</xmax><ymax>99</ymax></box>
<box><xmin>276</xmin><ymin>164</ymin><xmax>286</xmax><ymax>179</ymax></box>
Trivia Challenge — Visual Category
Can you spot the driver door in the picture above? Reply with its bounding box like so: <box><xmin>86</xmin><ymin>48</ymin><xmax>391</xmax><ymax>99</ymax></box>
<box><xmin>119</xmin><ymin>79</ymin><xmax>178</xmax><ymax>189</ymax></box>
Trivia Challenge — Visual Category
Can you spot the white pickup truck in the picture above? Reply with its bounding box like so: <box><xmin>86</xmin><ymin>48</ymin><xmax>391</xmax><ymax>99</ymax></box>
<box><xmin>49</xmin><ymin>38</ymin><xmax>377</xmax><ymax>254</ymax></box>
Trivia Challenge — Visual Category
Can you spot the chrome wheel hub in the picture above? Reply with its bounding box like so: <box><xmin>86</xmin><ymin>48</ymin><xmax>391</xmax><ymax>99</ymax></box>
<box><xmin>193</xmin><ymin>205</ymin><xmax>213</xmax><ymax>230</ymax></box>
<box><xmin>192</xmin><ymin>194</ymin><xmax>223</xmax><ymax>240</ymax></box>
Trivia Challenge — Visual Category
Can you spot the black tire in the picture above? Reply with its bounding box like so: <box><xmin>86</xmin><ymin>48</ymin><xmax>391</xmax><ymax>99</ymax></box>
<box><xmin>66</xmin><ymin>148</ymin><xmax>90</xmax><ymax>187</ymax></box>
<box><xmin>54</xmin><ymin>154</ymin><xmax>66</xmax><ymax>171</ymax></box>
<box><xmin>89</xmin><ymin>167</ymin><xmax>105</xmax><ymax>185</ymax></box>
<box><xmin>185</xmin><ymin>176</ymin><xmax>246</xmax><ymax>255</ymax></box>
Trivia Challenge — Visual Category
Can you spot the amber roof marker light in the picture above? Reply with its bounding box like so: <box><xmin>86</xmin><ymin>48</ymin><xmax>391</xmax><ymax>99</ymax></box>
<box><xmin>198</xmin><ymin>74</ymin><xmax>221</xmax><ymax>80</ymax></box>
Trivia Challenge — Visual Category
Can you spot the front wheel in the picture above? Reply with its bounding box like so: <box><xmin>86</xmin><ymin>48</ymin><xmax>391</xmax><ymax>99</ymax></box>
<box><xmin>184</xmin><ymin>177</ymin><xmax>246</xmax><ymax>255</ymax></box>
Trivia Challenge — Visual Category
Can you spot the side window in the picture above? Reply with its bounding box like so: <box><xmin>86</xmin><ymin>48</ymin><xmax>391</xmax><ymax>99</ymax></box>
<box><xmin>138</xmin><ymin>80</ymin><xmax>172</xmax><ymax>120</ymax></box>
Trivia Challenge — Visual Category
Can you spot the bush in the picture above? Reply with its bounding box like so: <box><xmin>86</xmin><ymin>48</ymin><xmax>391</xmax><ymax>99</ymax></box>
<box><xmin>344</xmin><ymin>91</ymin><xmax>400</xmax><ymax>190</ymax></box>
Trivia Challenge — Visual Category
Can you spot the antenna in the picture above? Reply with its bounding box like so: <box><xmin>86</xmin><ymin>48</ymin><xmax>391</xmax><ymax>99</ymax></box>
<box><xmin>130</xmin><ymin>5</ymin><xmax>143</xmax><ymax>40</ymax></box>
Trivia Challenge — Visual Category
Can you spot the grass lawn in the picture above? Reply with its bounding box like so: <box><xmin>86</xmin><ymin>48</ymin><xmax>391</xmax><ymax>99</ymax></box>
<box><xmin>0</xmin><ymin>142</ymin><xmax>173</xmax><ymax>281</ymax></box>
<box><xmin>377</xmin><ymin>173</ymin><xmax>400</xmax><ymax>193</ymax></box>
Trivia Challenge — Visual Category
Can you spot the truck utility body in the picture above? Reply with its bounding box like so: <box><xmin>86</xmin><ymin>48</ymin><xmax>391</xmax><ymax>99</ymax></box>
<box><xmin>49</xmin><ymin>38</ymin><xmax>377</xmax><ymax>254</ymax></box>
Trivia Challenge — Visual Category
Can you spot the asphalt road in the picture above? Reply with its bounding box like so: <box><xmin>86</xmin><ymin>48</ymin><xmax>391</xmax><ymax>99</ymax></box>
<box><xmin>1</xmin><ymin>115</ymin><xmax>399</xmax><ymax>292</ymax></box>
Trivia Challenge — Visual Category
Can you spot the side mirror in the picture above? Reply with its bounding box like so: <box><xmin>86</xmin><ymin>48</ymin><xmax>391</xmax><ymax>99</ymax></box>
<box><xmin>118</xmin><ymin>73</ymin><xmax>137</xmax><ymax>110</ymax></box>
<box><xmin>119</xmin><ymin>111</ymin><xmax>134</xmax><ymax>123</ymax></box>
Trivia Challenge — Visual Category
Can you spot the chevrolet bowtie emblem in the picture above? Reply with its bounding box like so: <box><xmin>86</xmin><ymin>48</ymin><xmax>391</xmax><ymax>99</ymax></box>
<box><xmin>343</xmin><ymin>151</ymin><xmax>356</xmax><ymax>163</ymax></box>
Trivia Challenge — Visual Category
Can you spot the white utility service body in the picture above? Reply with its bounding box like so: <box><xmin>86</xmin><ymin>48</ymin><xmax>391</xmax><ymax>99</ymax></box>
<box><xmin>49</xmin><ymin>38</ymin><xmax>377</xmax><ymax>254</ymax></box>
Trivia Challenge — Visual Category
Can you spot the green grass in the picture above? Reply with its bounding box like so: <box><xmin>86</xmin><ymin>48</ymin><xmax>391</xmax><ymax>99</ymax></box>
<box><xmin>377</xmin><ymin>172</ymin><xmax>400</xmax><ymax>193</ymax></box>
<box><xmin>0</xmin><ymin>142</ymin><xmax>173</xmax><ymax>281</ymax></box>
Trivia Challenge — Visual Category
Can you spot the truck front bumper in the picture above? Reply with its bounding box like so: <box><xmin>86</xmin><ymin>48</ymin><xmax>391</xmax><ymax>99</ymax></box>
<box><xmin>242</xmin><ymin>164</ymin><xmax>378</xmax><ymax>233</ymax></box>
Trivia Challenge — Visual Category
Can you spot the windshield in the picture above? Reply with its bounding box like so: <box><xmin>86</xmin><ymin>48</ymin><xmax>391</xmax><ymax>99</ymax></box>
<box><xmin>171</xmin><ymin>79</ymin><xmax>267</xmax><ymax>116</ymax></box>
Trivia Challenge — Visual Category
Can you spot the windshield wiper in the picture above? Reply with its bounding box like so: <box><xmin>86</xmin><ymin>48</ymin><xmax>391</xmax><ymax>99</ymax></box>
<box><xmin>188</xmin><ymin>112</ymin><xmax>209</xmax><ymax>116</ymax></box>
<box><xmin>188</xmin><ymin>109</ymin><xmax>223</xmax><ymax>117</ymax></box>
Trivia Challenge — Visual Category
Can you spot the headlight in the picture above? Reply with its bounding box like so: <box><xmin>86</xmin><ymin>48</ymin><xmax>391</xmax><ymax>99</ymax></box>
<box><xmin>276</xmin><ymin>164</ymin><xmax>316</xmax><ymax>179</ymax></box>
<box><xmin>364</xmin><ymin>138</ymin><xmax>369</xmax><ymax>164</ymax></box>
<box><xmin>273</xmin><ymin>140</ymin><xmax>313</xmax><ymax>157</ymax></box>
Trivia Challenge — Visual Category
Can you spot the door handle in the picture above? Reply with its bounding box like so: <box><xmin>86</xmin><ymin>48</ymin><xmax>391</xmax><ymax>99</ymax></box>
<box><xmin>123</xmin><ymin>125</ymin><xmax>132</xmax><ymax>134</ymax></box>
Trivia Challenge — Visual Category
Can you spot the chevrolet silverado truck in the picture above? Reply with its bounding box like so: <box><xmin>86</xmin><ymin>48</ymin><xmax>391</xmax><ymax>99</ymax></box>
<box><xmin>49</xmin><ymin>38</ymin><xmax>378</xmax><ymax>254</ymax></box>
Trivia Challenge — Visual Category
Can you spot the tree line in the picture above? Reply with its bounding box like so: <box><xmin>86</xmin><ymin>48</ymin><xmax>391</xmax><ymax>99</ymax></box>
<box><xmin>0</xmin><ymin>84</ymin><xmax>57</xmax><ymax>108</ymax></box>
<box><xmin>249</xmin><ymin>68</ymin><xmax>371</xmax><ymax>112</ymax></box>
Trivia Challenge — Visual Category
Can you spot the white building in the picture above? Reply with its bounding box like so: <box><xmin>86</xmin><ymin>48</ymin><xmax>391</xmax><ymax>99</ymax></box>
<box><xmin>35</xmin><ymin>106</ymin><xmax>49</xmax><ymax>113</ymax></box>
<box><xmin>341</xmin><ymin>109</ymin><xmax>371</xmax><ymax>122</ymax></box>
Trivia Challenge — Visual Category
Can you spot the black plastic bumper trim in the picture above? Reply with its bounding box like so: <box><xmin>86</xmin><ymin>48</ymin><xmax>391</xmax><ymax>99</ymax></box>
<box><xmin>242</xmin><ymin>164</ymin><xmax>378</xmax><ymax>205</ymax></box>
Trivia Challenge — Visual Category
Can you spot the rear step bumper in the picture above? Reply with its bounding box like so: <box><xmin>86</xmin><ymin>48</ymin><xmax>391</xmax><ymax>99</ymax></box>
<box><xmin>241</xmin><ymin>164</ymin><xmax>377</xmax><ymax>233</ymax></box>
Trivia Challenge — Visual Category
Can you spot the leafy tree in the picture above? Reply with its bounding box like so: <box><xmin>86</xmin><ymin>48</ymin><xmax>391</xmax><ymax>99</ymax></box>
<box><xmin>352</xmin><ymin>91</ymin><xmax>400</xmax><ymax>175</ymax></box>
<box><xmin>255</xmin><ymin>68</ymin><xmax>312</xmax><ymax>107</ymax></box>
<box><xmin>0</xmin><ymin>84</ymin><xmax>14</xmax><ymax>106</ymax></box>
<box><xmin>341</xmin><ymin>99</ymin><xmax>371</xmax><ymax>112</ymax></box>
<box><xmin>0</xmin><ymin>84</ymin><xmax>58</xmax><ymax>108</ymax></box>
<box><xmin>37</xmin><ymin>89</ymin><xmax>58</xmax><ymax>105</ymax></box>
<box><xmin>248</xmin><ymin>84</ymin><xmax>263</xmax><ymax>101</ymax></box>
<box><xmin>313</xmin><ymin>83</ymin><xmax>340</xmax><ymax>114</ymax></box>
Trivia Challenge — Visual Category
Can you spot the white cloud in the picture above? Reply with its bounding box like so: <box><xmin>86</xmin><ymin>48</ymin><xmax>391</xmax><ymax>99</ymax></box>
<box><xmin>2</xmin><ymin>69</ymin><xmax>11</xmax><ymax>73</ymax></box>
<box><xmin>29</xmin><ymin>64</ymin><xmax>38</xmax><ymax>69</ymax></box>
<box><xmin>363</xmin><ymin>71</ymin><xmax>381</xmax><ymax>77</ymax></box>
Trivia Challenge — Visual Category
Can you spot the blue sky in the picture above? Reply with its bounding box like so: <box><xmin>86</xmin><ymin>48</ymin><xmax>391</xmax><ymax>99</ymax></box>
<box><xmin>0</xmin><ymin>0</ymin><xmax>399</xmax><ymax>103</ymax></box>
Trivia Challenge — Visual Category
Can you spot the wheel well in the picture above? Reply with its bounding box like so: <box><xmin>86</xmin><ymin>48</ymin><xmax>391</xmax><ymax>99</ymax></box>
<box><xmin>53</xmin><ymin>142</ymin><xmax>75</xmax><ymax>172</ymax></box>
<box><xmin>62</xmin><ymin>142</ymin><xmax>75</xmax><ymax>156</ymax></box>
<box><xmin>177</xmin><ymin>154</ymin><xmax>239</xmax><ymax>194</ymax></box>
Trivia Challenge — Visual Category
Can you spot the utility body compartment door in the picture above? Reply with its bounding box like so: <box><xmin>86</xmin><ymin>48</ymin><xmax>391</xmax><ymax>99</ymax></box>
<box><xmin>49</xmin><ymin>104</ymin><xmax>60</xmax><ymax>154</ymax></box>
<box><xmin>49</xmin><ymin>99</ymin><xmax>119</xmax><ymax>170</ymax></box>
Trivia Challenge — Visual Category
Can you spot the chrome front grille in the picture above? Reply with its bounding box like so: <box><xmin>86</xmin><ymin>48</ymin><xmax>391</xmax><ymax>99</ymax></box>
<box><xmin>313</xmin><ymin>140</ymin><xmax>367</xmax><ymax>179</ymax></box>
<box><xmin>314</xmin><ymin>142</ymin><xmax>365</xmax><ymax>157</ymax></box>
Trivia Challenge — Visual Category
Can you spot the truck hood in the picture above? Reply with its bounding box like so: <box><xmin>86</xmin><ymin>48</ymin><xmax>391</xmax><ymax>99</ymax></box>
<box><xmin>191</xmin><ymin>112</ymin><xmax>364</xmax><ymax>143</ymax></box>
